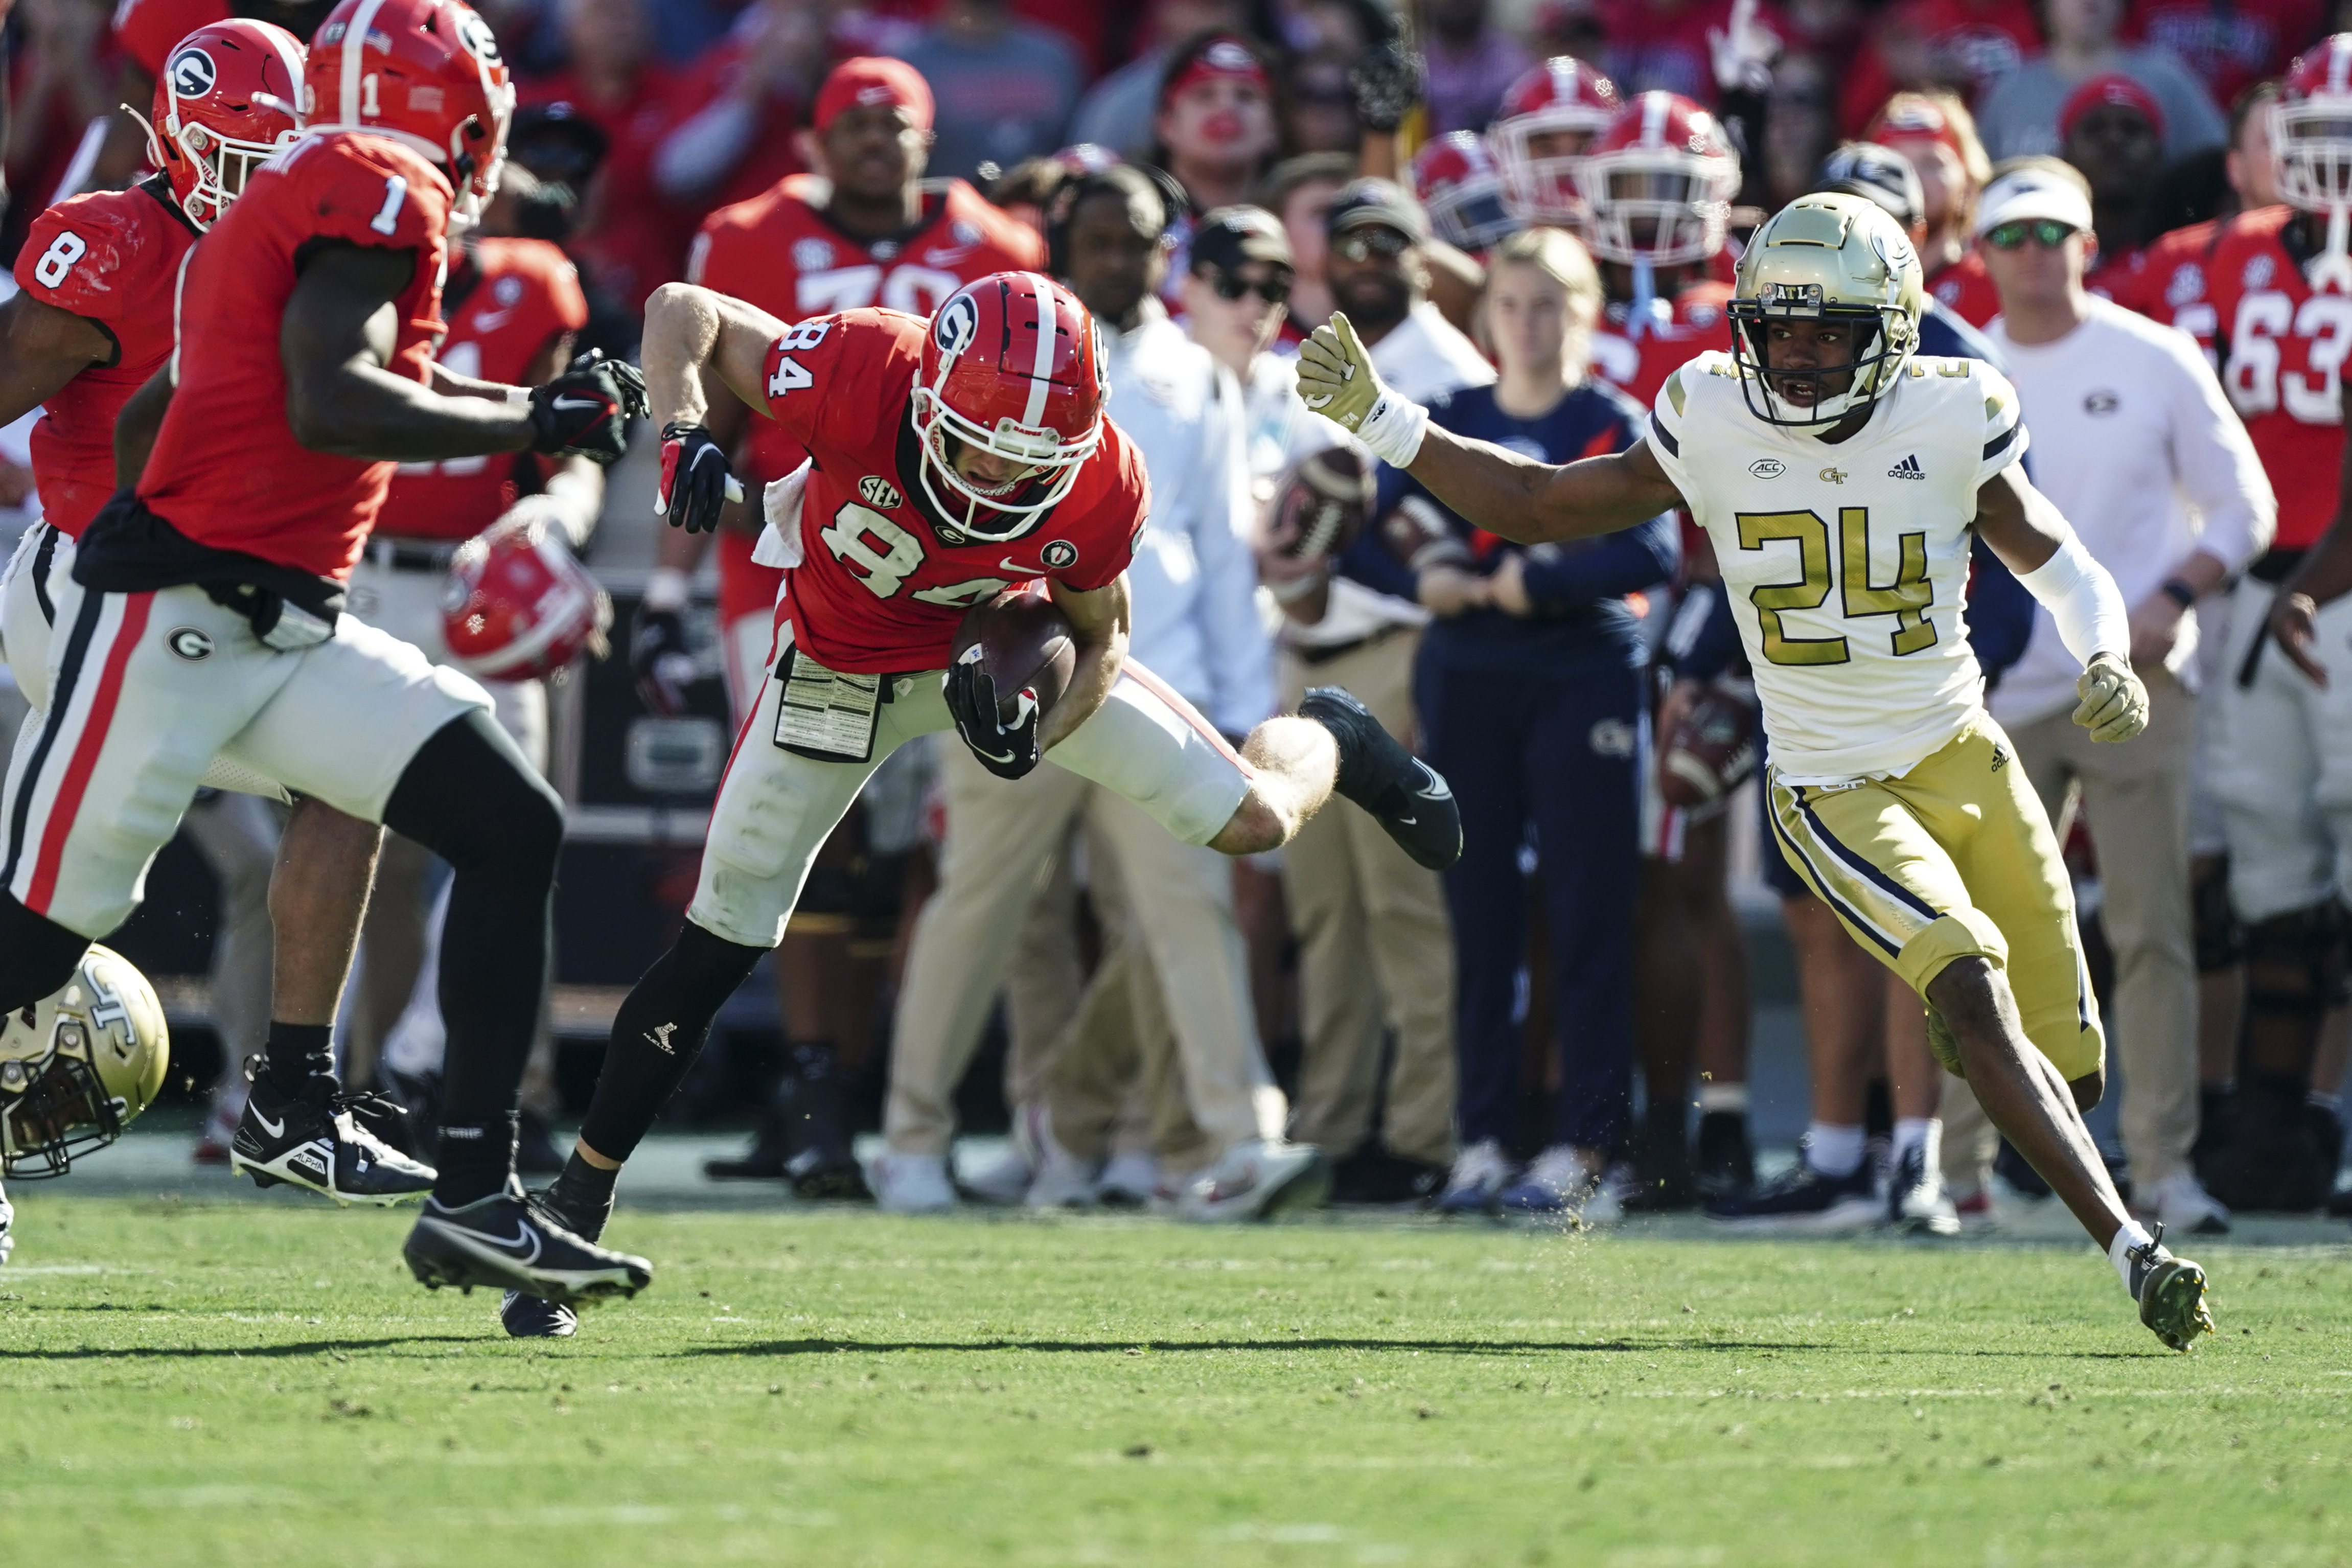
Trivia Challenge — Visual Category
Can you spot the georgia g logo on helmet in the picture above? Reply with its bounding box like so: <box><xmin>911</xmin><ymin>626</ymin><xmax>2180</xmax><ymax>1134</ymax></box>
<box><xmin>169</xmin><ymin>47</ymin><xmax>218</xmax><ymax>99</ymax></box>
<box><xmin>933</xmin><ymin>293</ymin><xmax>980</xmax><ymax>358</ymax></box>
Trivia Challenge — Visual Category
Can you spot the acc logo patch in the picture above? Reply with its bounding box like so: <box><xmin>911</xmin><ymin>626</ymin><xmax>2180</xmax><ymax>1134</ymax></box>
<box><xmin>1042</xmin><ymin>540</ymin><xmax>1078</xmax><ymax>570</ymax></box>
<box><xmin>168</xmin><ymin>47</ymin><xmax>217</xmax><ymax>98</ymax></box>
<box><xmin>1748</xmin><ymin>458</ymin><xmax>1786</xmax><ymax>478</ymax></box>
<box><xmin>166</xmin><ymin>627</ymin><xmax>215</xmax><ymax>662</ymax></box>
<box><xmin>933</xmin><ymin>292</ymin><xmax>979</xmax><ymax>357</ymax></box>
<box><xmin>859</xmin><ymin>475</ymin><xmax>903</xmax><ymax>510</ymax></box>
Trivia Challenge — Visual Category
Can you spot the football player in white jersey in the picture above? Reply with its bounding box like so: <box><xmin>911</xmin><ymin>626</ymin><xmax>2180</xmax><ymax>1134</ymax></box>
<box><xmin>1296</xmin><ymin>192</ymin><xmax>2216</xmax><ymax>1353</ymax></box>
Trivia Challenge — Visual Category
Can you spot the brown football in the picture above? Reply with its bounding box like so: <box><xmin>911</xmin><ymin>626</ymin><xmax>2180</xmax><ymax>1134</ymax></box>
<box><xmin>1658</xmin><ymin>686</ymin><xmax>1760</xmax><ymax>809</ymax></box>
<box><xmin>952</xmin><ymin>583</ymin><xmax>1078</xmax><ymax>724</ymax></box>
<box><xmin>1270</xmin><ymin>445</ymin><xmax>1377</xmax><ymax>559</ymax></box>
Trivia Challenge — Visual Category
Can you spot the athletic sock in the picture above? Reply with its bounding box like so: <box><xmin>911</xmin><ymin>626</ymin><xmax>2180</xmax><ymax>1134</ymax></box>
<box><xmin>1805</xmin><ymin>1122</ymin><xmax>1866</xmax><ymax>1179</ymax></box>
<box><xmin>577</xmin><ymin>923</ymin><xmax>765</xmax><ymax>1165</ymax></box>
<box><xmin>434</xmin><ymin>1111</ymin><xmax>518</xmax><ymax>1207</ymax></box>
<box><xmin>1892</xmin><ymin>1117</ymin><xmax>1936</xmax><ymax>1163</ymax></box>
<box><xmin>259</xmin><ymin>1022</ymin><xmax>334</xmax><ymax>1098</ymax></box>
<box><xmin>2109</xmin><ymin>1219</ymin><xmax>2157</xmax><ymax>1292</ymax></box>
<box><xmin>1697</xmin><ymin>1081</ymin><xmax>1749</xmax><ymax>1115</ymax></box>
<box><xmin>544</xmin><ymin>1151</ymin><xmax>618</xmax><ymax>1243</ymax></box>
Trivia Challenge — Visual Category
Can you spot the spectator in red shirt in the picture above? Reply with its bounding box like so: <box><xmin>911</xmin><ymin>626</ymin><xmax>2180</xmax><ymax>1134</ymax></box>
<box><xmin>652</xmin><ymin>0</ymin><xmax>823</xmax><ymax>216</ymax></box>
<box><xmin>2125</xmin><ymin>0</ymin><xmax>2323</xmax><ymax>114</ymax></box>
<box><xmin>523</xmin><ymin>0</ymin><xmax>692</xmax><ymax>310</ymax></box>
<box><xmin>2060</xmin><ymin>73</ymin><xmax>2171</xmax><ymax>293</ymax></box>
<box><xmin>1869</xmin><ymin>89</ymin><xmax>2003</xmax><ymax>324</ymax></box>
<box><xmin>1837</xmin><ymin>0</ymin><xmax>2043</xmax><ymax>137</ymax></box>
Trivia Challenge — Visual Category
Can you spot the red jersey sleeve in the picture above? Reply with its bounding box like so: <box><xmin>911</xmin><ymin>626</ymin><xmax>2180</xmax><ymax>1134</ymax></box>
<box><xmin>14</xmin><ymin>197</ymin><xmax>155</xmax><ymax>331</ymax></box>
<box><xmin>284</xmin><ymin>137</ymin><xmax>454</xmax><ymax>374</ymax></box>
<box><xmin>110</xmin><ymin>0</ymin><xmax>230</xmax><ymax>78</ymax></box>
<box><xmin>1050</xmin><ymin>421</ymin><xmax>1147</xmax><ymax>592</ymax></box>
<box><xmin>755</xmin><ymin>308</ymin><xmax>914</xmax><ymax>455</ymax></box>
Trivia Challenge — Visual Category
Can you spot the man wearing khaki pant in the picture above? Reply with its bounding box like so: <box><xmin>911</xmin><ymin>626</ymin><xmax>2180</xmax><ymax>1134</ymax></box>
<box><xmin>1942</xmin><ymin>162</ymin><xmax>2274</xmax><ymax>1232</ymax></box>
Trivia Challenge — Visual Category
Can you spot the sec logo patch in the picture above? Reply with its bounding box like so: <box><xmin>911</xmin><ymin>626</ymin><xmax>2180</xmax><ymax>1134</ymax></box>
<box><xmin>860</xmin><ymin>475</ymin><xmax>903</xmax><ymax>510</ymax></box>
<box><xmin>1042</xmin><ymin>540</ymin><xmax>1078</xmax><ymax>570</ymax></box>
<box><xmin>166</xmin><ymin>627</ymin><xmax>215</xmax><ymax>662</ymax></box>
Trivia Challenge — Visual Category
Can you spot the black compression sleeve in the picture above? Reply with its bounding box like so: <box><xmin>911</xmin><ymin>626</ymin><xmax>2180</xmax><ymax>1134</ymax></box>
<box><xmin>577</xmin><ymin>919</ymin><xmax>765</xmax><ymax>1164</ymax></box>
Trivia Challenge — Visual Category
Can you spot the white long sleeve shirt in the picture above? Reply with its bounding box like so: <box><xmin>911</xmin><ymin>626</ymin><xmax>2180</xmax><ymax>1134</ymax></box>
<box><xmin>1987</xmin><ymin>296</ymin><xmax>2275</xmax><ymax>727</ymax></box>
<box><xmin>1101</xmin><ymin>299</ymin><xmax>1275</xmax><ymax>735</ymax></box>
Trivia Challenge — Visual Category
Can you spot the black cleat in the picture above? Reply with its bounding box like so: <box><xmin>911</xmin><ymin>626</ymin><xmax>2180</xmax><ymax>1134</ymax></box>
<box><xmin>1693</xmin><ymin>1111</ymin><xmax>1755</xmax><ymax>1203</ymax></box>
<box><xmin>231</xmin><ymin>1076</ymin><xmax>436</xmax><ymax>1206</ymax></box>
<box><xmin>405</xmin><ymin>1182</ymin><xmax>651</xmax><ymax>1306</ymax></box>
<box><xmin>1705</xmin><ymin>1158</ymin><xmax>1879</xmax><ymax>1233</ymax></box>
<box><xmin>1299</xmin><ymin>686</ymin><xmax>1461</xmax><ymax>870</ymax></box>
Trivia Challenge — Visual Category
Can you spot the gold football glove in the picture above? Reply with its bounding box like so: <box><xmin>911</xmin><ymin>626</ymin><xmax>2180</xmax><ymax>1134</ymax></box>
<box><xmin>2073</xmin><ymin>651</ymin><xmax>2149</xmax><ymax>743</ymax></box>
<box><xmin>1296</xmin><ymin>313</ymin><xmax>1387</xmax><ymax>432</ymax></box>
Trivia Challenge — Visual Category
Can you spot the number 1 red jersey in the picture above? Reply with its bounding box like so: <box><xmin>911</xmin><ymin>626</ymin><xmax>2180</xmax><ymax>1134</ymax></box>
<box><xmin>752</xmin><ymin>308</ymin><xmax>1147</xmax><ymax>674</ymax></box>
<box><xmin>12</xmin><ymin>181</ymin><xmax>197</xmax><ymax>538</ymax></box>
<box><xmin>137</xmin><ymin>130</ymin><xmax>452</xmax><ymax>581</ymax></box>
<box><xmin>2205</xmin><ymin>206</ymin><xmax>2346</xmax><ymax>551</ymax></box>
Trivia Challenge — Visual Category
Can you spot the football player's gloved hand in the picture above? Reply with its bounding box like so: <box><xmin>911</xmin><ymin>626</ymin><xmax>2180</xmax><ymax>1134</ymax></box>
<box><xmin>1297</xmin><ymin>313</ymin><xmax>1429</xmax><ymax>466</ymax></box>
<box><xmin>528</xmin><ymin>349</ymin><xmax>647</xmax><ymax>464</ymax></box>
<box><xmin>653</xmin><ymin>421</ymin><xmax>745</xmax><ymax>535</ymax></box>
<box><xmin>2074</xmin><ymin>651</ymin><xmax>2150</xmax><ymax>743</ymax></box>
<box><xmin>631</xmin><ymin>605</ymin><xmax>697</xmax><ymax>716</ymax></box>
<box><xmin>943</xmin><ymin>645</ymin><xmax>1042</xmax><ymax>781</ymax></box>
<box><xmin>1350</xmin><ymin>36</ymin><xmax>1423</xmax><ymax>133</ymax></box>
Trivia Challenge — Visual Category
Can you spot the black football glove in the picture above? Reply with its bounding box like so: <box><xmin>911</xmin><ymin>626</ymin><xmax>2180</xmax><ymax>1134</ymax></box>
<box><xmin>630</xmin><ymin>605</ymin><xmax>697</xmax><ymax>716</ymax></box>
<box><xmin>528</xmin><ymin>348</ymin><xmax>648</xmax><ymax>464</ymax></box>
<box><xmin>943</xmin><ymin>645</ymin><xmax>1042</xmax><ymax>781</ymax></box>
<box><xmin>654</xmin><ymin>421</ymin><xmax>745</xmax><ymax>535</ymax></box>
<box><xmin>1351</xmin><ymin>38</ymin><xmax>1424</xmax><ymax>134</ymax></box>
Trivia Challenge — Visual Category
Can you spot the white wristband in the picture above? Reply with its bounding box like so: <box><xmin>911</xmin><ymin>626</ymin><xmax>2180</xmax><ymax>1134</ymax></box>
<box><xmin>1355</xmin><ymin>389</ymin><xmax>1429</xmax><ymax>468</ymax></box>
<box><xmin>2016</xmin><ymin>529</ymin><xmax>2129</xmax><ymax>667</ymax></box>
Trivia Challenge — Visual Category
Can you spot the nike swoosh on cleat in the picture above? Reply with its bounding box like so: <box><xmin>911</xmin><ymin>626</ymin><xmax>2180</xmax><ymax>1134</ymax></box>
<box><xmin>250</xmin><ymin>1107</ymin><xmax>285</xmax><ymax>1138</ymax></box>
<box><xmin>454</xmin><ymin>1222</ymin><xmax>544</xmax><ymax>1265</ymax></box>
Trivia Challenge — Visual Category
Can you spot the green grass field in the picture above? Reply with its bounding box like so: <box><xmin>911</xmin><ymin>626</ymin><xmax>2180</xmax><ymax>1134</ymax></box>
<box><xmin>3</xmin><ymin>1191</ymin><xmax>2348</xmax><ymax>1568</ymax></box>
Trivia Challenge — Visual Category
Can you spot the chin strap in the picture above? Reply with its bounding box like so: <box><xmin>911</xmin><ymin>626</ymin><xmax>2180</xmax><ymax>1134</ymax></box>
<box><xmin>2316</xmin><ymin>205</ymin><xmax>2352</xmax><ymax>296</ymax></box>
<box><xmin>1627</xmin><ymin>258</ymin><xmax>1658</xmax><ymax>342</ymax></box>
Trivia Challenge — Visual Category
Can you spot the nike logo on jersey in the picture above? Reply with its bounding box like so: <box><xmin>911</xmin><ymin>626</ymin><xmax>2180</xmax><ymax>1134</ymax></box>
<box><xmin>1887</xmin><ymin>454</ymin><xmax>1926</xmax><ymax>480</ymax></box>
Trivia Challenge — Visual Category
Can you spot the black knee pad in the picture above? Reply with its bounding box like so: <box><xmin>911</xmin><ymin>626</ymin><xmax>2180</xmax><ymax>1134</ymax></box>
<box><xmin>2192</xmin><ymin>861</ymin><xmax>2244</xmax><ymax>972</ymax></box>
<box><xmin>2242</xmin><ymin>902</ymin><xmax>2349</xmax><ymax>1018</ymax></box>
<box><xmin>0</xmin><ymin>894</ymin><xmax>92</xmax><ymax>1012</ymax></box>
<box><xmin>383</xmin><ymin>709</ymin><xmax>565</xmax><ymax>878</ymax></box>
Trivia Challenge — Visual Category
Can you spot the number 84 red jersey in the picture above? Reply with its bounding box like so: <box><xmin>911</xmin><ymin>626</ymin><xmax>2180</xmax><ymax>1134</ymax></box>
<box><xmin>2205</xmin><ymin>205</ymin><xmax>2347</xmax><ymax>552</ymax></box>
<box><xmin>754</xmin><ymin>308</ymin><xmax>1148</xmax><ymax>675</ymax></box>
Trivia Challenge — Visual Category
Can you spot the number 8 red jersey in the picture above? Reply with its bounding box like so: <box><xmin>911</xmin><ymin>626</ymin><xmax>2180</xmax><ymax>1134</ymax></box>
<box><xmin>2205</xmin><ymin>206</ymin><xmax>2347</xmax><ymax>551</ymax></box>
<box><xmin>752</xmin><ymin>307</ymin><xmax>1148</xmax><ymax>675</ymax></box>
<box><xmin>136</xmin><ymin>130</ymin><xmax>452</xmax><ymax>580</ymax></box>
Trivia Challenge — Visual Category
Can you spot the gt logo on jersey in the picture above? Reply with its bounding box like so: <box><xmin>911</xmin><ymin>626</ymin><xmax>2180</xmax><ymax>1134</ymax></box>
<box><xmin>860</xmin><ymin>475</ymin><xmax>903</xmax><ymax>510</ymax></box>
<box><xmin>168</xmin><ymin>47</ymin><xmax>217</xmax><ymax>97</ymax></box>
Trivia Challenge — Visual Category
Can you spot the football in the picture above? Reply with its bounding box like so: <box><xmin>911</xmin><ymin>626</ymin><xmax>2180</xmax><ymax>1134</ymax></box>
<box><xmin>952</xmin><ymin>583</ymin><xmax>1078</xmax><ymax>724</ymax></box>
<box><xmin>1269</xmin><ymin>444</ymin><xmax>1377</xmax><ymax>560</ymax></box>
<box><xmin>1377</xmin><ymin>493</ymin><xmax>1472</xmax><ymax>573</ymax></box>
<box><xmin>1658</xmin><ymin>685</ymin><xmax>1760</xmax><ymax>808</ymax></box>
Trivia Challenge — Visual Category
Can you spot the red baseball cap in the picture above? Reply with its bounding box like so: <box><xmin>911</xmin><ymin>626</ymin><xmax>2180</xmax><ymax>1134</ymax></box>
<box><xmin>1867</xmin><ymin>95</ymin><xmax>1963</xmax><ymax>158</ymax></box>
<box><xmin>814</xmin><ymin>56</ymin><xmax>934</xmax><ymax>134</ymax></box>
<box><xmin>2058</xmin><ymin>73</ymin><xmax>2165</xmax><ymax>144</ymax></box>
<box><xmin>1162</xmin><ymin>35</ymin><xmax>1273</xmax><ymax>106</ymax></box>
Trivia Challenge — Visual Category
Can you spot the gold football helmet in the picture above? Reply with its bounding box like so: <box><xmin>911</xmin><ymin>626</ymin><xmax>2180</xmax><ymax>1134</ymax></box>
<box><xmin>1729</xmin><ymin>193</ymin><xmax>1925</xmax><ymax>428</ymax></box>
<box><xmin>1</xmin><ymin>946</ymin><xmax>170</xmax><ymax>1178</ymax></box>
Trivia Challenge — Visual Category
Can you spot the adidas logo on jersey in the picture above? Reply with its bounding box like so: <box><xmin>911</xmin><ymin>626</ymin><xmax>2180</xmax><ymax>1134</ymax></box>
<box><xmin>1887</xmin><ymin>454</ymin><xmax>1926</xmax><ymax>480</ymax></box>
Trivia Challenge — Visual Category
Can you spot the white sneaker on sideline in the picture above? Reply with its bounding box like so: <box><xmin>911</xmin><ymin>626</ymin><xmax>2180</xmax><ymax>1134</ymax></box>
<box><xmin>0</xmin><ymin>1181</ymin><xmax>13</xmax><ymax>1266</ymax></box>
<box><xmin>2140</xmin><ymin>1169</ymin><xmax>2231</xmax><ymax>1235</ymax></box>
<box><xmin>958</xmin><ymin>1102</ymin><xmax>1049</xmax><ymax>1206</ymax></box>
<box><xmin>1096</xmin><ymin>1151</ymin><xmax>1159</xmax><ymax>1208</ymax></box>
<box><xmin>1025</xmin><ymin>1143</ymin><xmax>1103</xmax><ymax>1209</ymax></box>
<box><xmin>873</xmin><ymin>1151</ymin><xmax>956</xmax><ymax>1214</ymax></box>
<box><xmin>1177</xmin><ymin>1139</ymin><xmax>1331</xmax><ymax>1222</ymax></box>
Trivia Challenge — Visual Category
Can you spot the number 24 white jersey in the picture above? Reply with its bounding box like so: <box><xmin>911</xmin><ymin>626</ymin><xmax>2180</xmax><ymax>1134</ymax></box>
<box><xmin>1646</xmin><ymin>351</ymin><xmax>2029</xmax><ymax>783</ymax></box>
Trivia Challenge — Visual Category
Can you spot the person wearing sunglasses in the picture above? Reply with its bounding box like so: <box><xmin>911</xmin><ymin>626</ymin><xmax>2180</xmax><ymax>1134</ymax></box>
<box><xmin>1966</xmin><ymin>158</ymin><xmax>2273</xmax><ymax>1241</ymax></box>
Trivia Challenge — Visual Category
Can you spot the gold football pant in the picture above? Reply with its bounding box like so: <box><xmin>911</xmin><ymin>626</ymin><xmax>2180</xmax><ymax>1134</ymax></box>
<box><xmin>1765</xmin><ymin>712</ymin><xmax>2103</xmax><ymax>1083</ymax></box>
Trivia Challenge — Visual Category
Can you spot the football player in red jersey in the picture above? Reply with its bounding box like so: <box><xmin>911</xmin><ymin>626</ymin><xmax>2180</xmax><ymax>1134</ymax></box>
<box><xmin>522</xmin><ymin>273</ymin><xmax>1461</xmax><ymax>1328</ymax></box>
<box><xmin>1577</xmin><ymin>93</ymin><xmax>1739</xmax><ymax>406</ymax></box>
<box><xmin>0</xmin><ymin>0</ymin><xmax>653</xmax><ymax>1309</ymax></box>
<box><xmin>1487</xmin><ymin>56</ymin><xmax>1624</xmax><ymax>233</ymax></box>
<box><xmin>97</xmin><ymin>0</ymin><xmax>338</xmax><ymax>189</ymax></box>
<box><xmin>0</xmin><ymin>18</ymin><xmax>430</xmax><ymax>1178</ymax></box>
<box><xmin>1868</xmin><ymin>91</ymin><xmax>2000</xmax><ymax>329</ymax></box>
<box><xmin>2197</xmin><ymin>36</ymin><xmax>2352</xmax><ymax>1212</ymax></box>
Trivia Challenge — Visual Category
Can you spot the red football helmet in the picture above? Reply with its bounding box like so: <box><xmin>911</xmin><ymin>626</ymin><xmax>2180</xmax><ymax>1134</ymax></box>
<box><xmin>911</xmin><ymin>272</ymin><xmax>1106</xmax><ymax>543</ymax></box>
<box><xmin>304</xmin><ymin>0</ymin><xmax>515</xmax><ymax>225</ymax></box>
<box><xmin>1488</xmin><ymin>57</ymin><xmax>1622</xmax><ymax>226</ymax></box>
<box><xmin>1577</xmin><ymin>92</ymin><xmax>1741</xmax><ymax>266</ymax></box>
<box><xmin>441</xmin><ymin>526</ymin><xmax>611</xmax><ymax>680</ymax></box>
<box><xmin>1409</xmin><ymin>132</ymin><xmax>1518</xmax><ymax>253</ymax></box>
<box><xmin>140</xmin><ymin>20</ymin><xmax>305</xmax><ymax>231</ymax></box>
<box><xmin>2275</xmin><ymin>36</ymin><xmax>2352</xmax><ymax>213</ymax></box>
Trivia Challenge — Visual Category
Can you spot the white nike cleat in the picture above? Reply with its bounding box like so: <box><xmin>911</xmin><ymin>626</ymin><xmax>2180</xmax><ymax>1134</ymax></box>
<box><xmin>873</xmin><ymin>1151</ymin><xmax>957</xmax><ymax>1214</ymax></box>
